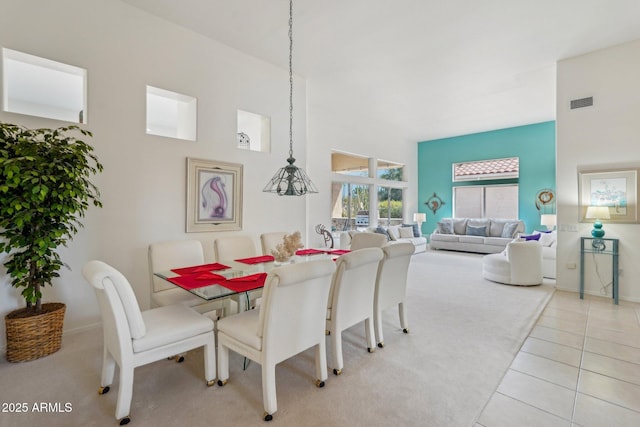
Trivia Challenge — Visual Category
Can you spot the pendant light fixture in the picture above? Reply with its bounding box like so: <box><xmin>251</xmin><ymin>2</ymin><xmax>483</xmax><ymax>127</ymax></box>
<box><xmin>263</xmin><ymin>0</ymin><xmax>318</xmax><ymax>196</ymax></box>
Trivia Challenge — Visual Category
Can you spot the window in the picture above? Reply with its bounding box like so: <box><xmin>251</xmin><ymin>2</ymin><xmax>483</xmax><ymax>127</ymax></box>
<box><xmin>453</xmin><ymin>157</ymin><xmax>519</xmax><ymax>182</ymax></box>
<box><xmin>146</xmin><ymin>85</ymin><xmax>196</xmax><ymax>141</ymax></box>
<box><xmin>237</xmin><ymin>109</ymin><xmax>270</xmax><ymax>152</ymax></box>
<box><xmin>453</xmin><ymin>184</ymin><xmax>518</xmax><ymax>219</ymax></box>
<box><xmin>331</xmin><ymin>151</ymin><xmax>406</xmax><ymax>231</ymax></box>
<box><xmin>2</xmin><ymin>48</ymin><xmax>87</xmax><ymax>123</ymax></box>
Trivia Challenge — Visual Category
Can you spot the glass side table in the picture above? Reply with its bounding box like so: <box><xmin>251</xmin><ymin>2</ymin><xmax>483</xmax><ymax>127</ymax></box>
<box><xmin>580</xmin><ymin>237</ymin><xmax>619</xmax><ymax>304</ymax></box>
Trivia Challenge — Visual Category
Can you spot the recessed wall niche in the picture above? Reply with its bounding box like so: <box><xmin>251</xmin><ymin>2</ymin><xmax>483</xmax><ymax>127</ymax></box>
<box><xmin>237</xmin><ymin>109</ymin><xmax>270</xmax><ymax>152</ymax></box>
<box><xmin>146</xmin><ymin>85</ymin><xmax>197</xmax><ymax>141</ymax></box>
<box><xmin>2</xmin><ymin>48</ymin><xmax>87</xmax><ymax>123</ymax></box>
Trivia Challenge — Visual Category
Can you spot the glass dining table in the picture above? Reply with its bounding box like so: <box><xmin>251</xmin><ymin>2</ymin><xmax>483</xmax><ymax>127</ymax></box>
<box><xmin>153</xmin><ymin>249</ymin><xmax>348</xmax><ymax>311</ymax></box>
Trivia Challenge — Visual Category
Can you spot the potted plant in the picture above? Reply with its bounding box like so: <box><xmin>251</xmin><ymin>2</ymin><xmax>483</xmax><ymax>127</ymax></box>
<box><xmin>0</xmin><ymin>122</ymin><xmax>103</xmax><ymax>362</ymax></box>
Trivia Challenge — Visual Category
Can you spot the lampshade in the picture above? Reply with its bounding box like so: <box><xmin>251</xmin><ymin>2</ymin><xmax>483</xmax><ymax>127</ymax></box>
<box><xmin>540</xmin><ymin>214</ymin><xmax>556</xmax><ymax>229</ymax></box>
<box><xmin>585</xmin><ymin>206</ymin><xmax>610</xmax><ymax>220</ymax></box>
<box><xmin>413</xmin><ymin>213</ymin><xmax>426</xmax><ymax>223</ymax></box>
<box><xmin>263</xmin><ymin>0</ymin><xmax>317</xmax><ymax>196</ymax></box>
<box><xmin>585</xmin><ymin>206</ymin><xmax>610</xmax><ymax>238</ymax></box>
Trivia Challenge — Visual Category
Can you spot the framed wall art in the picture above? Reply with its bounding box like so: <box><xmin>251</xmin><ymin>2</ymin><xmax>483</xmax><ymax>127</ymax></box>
<box><xmin>186</xmin><ymin>158</ymin><xmax>243</xmax><ymax>232</ymax></box>
<box><xmin>578</xmin><ymin>168</ymin><xmax>638</xmax><ymax>223</ymax></box>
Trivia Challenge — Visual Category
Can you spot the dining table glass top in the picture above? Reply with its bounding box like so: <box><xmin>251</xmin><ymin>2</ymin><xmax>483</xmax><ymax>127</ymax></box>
<box><xmin>154</xmin><ymin>251</ymin><xmax>342</xmax><ymax>301</ymax></box>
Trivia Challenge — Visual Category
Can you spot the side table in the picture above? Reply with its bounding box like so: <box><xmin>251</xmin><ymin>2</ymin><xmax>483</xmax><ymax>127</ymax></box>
<box><xmin>580</xmin><ymin>237</ymin><xmax>619</xmax><ymax>304</ymax></box>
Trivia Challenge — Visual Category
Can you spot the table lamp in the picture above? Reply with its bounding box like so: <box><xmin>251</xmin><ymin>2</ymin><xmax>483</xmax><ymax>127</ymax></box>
<box><xmin>540</xmin><ymin>214</ymin><xmax>556</xmax><ymax>231</ymax></box>
<box><xmin>413</xmin><ymin>212</ymin><xmax>426</xmax><ymax>234</ymax></box>
<box><xmin>585</xmin><ymin>206</ymin><xmax>610</xmax><ymax>238</ymax></box>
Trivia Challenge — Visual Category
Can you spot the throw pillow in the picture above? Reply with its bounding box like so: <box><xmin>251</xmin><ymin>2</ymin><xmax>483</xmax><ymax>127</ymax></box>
<box><xmin>399</xmin><ymin>227</ymin><xmax>414</xmax><ymax>238</ymax></box>
<box><xmin>437</xmin><ymin>221</ymin><xmax>453</xmax><ymax>234</ymax></box>
<box><xmin>539</xmin><ymin>231</ymin><xmax>556</xmax><ymax>247</ymax></box>
<box><xmin>387</xmin><ymin>225</ymin><xmax>400</xmax><ymax>241</ymax></box>
<box><xmin>466</xmin><ymin>225</ymin><xmax>487</xmax><ymax>236</ymax></box>
<box><xmin>519</xmin><ymin>233</ymin><xmax>541</xmax><ymax>241</ymax></box>
<box><xmin>501</xmin><ymin>222</ymin><xmax>520</xmax><ymax>238</ymax></box>
<box><xmin>374</xmin><ymin>226</ymin><xmax>390</xmax><ymax>240</ymax></box>
<box><xmin>402</xmin><ymin>223</ymin><xmax>421</xmax><ymax>237</ymax></box>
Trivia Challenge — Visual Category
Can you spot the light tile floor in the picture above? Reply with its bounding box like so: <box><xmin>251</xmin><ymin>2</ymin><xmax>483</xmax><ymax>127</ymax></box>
<box><xmin>475</xmin><ymin>290</ymin><xmax>640</xmax><ymax>427</ymax></box>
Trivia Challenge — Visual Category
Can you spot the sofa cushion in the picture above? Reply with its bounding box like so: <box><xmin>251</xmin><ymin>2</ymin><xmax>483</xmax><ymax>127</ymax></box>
<box><xmin>399</xmin><ymin>227</ymin><xmax>415</xmax><ymax>238</ymax></box>
<box><xmin>436</xmin><ymin>221</ymin><xmax>453</xmax><ymax>234</ymax></box>
<box><xmin>451</xmin><ymin>218</ymin><xmax>468</xmax><ymax>235</ymax></box>
<box><xmin>485</xmin><ymin>237</ymin><xmax>513</xmax><ymax>246</ymax></box>
<box><xmin>466</xmin><ymin>225</ymin><xmax>487</xmax><ymax>236</ymax></box>
<box><xmin>374</xmin><ymin>226</ymin><xmax>390</xmax><ymax>240</ymax></box>
<box><xmin>458</xmin><ymin>235</ymin><xmax>485</xmax><ymax>244</ymax></box>
<box><xmin>501</xmin><ymin>222</ymin><xmax>520</xmax><ymax>238</ymax></box>
<box><xmin>402</xmin><ymin>223</ymin><xmax>421</xmax><ymax>237</ymax></box>
<box><xmin>538</xmin><ymin>230</ymin><xmax>556</xmax><ymax>247</ymax></box>
<box><xmin>387</xmin><ymin>225</ymin><xmax>401</xmax><ymax>241</ymax></box>
<box><xmin>430</xmin><ymin>233</ymin><xmax>460</xmax><ymax>242</ymax></box>
<box><xmin>488</xmin><ymin>219</ymin><xmax>512</xmax><ymax>237</ymax></box>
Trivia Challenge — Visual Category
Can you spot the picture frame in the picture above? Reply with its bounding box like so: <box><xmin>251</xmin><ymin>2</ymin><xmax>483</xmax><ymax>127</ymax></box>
<box><xmin>186</xmin><ymin>158</ymin><xmax>243</xmax><ymax>232</ymax></box>
<box><xmin>578</xmin><ymin>168</ymin><xmax>638</xmax><ymax>223</ymax></box>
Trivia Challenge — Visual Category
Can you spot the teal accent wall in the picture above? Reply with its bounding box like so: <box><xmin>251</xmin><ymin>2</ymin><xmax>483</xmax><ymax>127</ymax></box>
<box><xmin>417</xmin><ymin>121</ymin><xmax>556</xmax><ymax>235</ymax></box>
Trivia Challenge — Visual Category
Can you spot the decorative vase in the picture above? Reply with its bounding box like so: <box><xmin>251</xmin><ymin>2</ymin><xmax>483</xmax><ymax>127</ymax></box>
<box><xmin>5</xmin><ymin>302</ymin><xmax>66</xmax><ymax>362</ymax></box>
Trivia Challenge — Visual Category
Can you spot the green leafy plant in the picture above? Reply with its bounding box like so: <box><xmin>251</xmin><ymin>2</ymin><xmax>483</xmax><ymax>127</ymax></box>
<box><xmin>0</xmin><ymin>123</ymin><xmax>103</xmax><ymax>313</ymax></box>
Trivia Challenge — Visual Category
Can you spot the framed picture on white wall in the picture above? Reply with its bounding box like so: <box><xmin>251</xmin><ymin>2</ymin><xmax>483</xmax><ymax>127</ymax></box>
<box><xmin>578</xmin><ymin>168</ymin><xmax>638</xmax><ymax>223</ymax></box>
<box><xmin>186</xmin><ymin>158</ymin><xmax>243</xmax><ymax>232</ymax></box>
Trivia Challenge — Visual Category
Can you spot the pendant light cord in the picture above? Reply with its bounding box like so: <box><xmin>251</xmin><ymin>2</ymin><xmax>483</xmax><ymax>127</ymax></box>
<box><xmin>289</xmin><ymin>0</ymin><xmax>294</xmax><ymax>160</ymax></box>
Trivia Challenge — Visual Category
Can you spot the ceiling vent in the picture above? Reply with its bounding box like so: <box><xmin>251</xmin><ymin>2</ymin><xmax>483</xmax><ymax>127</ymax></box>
<box><xmin>570</xmin><ymin>97</ymin><xmax>593</xmax><ymax>109</ymax></box>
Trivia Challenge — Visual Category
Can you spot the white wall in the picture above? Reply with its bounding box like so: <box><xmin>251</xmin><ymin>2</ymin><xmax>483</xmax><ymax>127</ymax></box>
<box><xmin>305</xmin><ymin>77</ymin><xmax>419</xmax><ymax>238</ymax></box>
<box><xmin>556</xmin><ymin>39</ymin><xmax>640</xmax><ymax>302</ymax></box>
<box><xmin>0</xmin><ymin>0</ymin><xmax>314</xmax><ymax>349</ymax></box>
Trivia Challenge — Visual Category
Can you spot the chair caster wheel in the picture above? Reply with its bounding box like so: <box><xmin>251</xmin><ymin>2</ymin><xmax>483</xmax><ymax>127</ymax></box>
<box><xmin>377</xmin><ymin>342</ymin><xmax>384</xmax><ymax>348</ymax></box>
<box><xmin>98</xmin><ymin>386</ymin><xmax>110</xmax><ymax>395</ymax></box>
<box><xmin>119</xmin><ymin>416</ymin><xmax>130</xmax><ymax>425</ymax></box>
<box><xmin>175</xmin><ymin>355</ymin><xmax>185</xmax><ymax>363</ymax></box>
<box><xmin>403</xmin><ymin>328</ymin><xmax>409</xmax><ymax>334</ymax></box>
<box><xmin>207</xmin><ymin>379</ymin><xmax>216</xmax><ymax>387</ymax></box>
<box><xmin>367</xmin><ymin>347</ymin><xmax>375</xmax><ymax>353</ymax></box>
<box><xmin>264</xmin><ymin>412</ymin><xmax>273</xmax><ymax>421</ymax></box>
<box><xmin>325</xmin><ymin>330</ymin><xmax>330</xmax><ymax>336</ymax></box>
<box><xmin>333</xmin><ymin>368</ymin><xmax>342</xmax><ymax>376</ymax></box>
<box><xmin>217</xmin><ymin>379</ymin><xmax>227</xmax><ymax>386</ymax></box>
<box><xmin>315</xmin><ymin>380</ymin><xmax>325</xmax><ymax>388</ymax></box>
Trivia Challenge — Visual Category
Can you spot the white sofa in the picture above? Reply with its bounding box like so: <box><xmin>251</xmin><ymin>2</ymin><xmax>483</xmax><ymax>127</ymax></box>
<box><xmin>429</xmin><ymin>218</ymin><xmax>524</xmax><ymax>254</ymax></box>
<box><xmin>340</xmin><ymin>225</ymin><xmax>427</xmax><ymax>254</ymax></box>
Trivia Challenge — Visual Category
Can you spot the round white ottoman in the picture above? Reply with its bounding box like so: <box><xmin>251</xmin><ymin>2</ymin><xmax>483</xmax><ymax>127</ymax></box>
<box><xmin>482</xmin><ymin>240</ymin><xmax>543</xmax><ymax>286</ymax></box>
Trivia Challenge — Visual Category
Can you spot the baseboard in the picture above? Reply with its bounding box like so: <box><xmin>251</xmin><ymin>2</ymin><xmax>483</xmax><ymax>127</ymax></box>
<box><xmin>554</xmin><ymin>285</ymin><xmax>640</xmax><ymax>304</ymax></box>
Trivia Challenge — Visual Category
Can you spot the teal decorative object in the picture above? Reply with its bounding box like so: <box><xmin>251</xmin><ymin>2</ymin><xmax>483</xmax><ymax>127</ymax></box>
<box><xmin>585</xmin><ymin>206</ymin><xmax>610</xmax><ymax>238</ymax></box>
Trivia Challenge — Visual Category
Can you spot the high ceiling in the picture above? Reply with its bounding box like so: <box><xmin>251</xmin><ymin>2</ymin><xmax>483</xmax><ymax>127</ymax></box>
<box><xmin>122</xmin><ymin>0</ymin><xmax>640</xmax><ymax>141</ymax></box>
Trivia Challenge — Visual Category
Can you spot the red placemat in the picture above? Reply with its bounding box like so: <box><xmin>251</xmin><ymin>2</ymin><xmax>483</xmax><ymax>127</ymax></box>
<box><xmin>327</xmin><ymin>249</ymin><xmax>350</xmax><ymax>255</ymax></box>
<box><xmin>222</xmin><ymin>273</ymin><xmax>268</xmax><ymax>292</ymax></box>
<box><xmin>167</xmin><ymin>272</ymin><xmax>227</xmax><ymax>290</ymax></box>
<box><xmin>235</xmin><ymin>255</ymin><xmax>275</xmax><ymax>264</ymax></box>
<box><xmin>171</xmin><ymin>263</ymin><xmax>230</xmax><ymax>275</ymax></box>
<box><xmin>295</xmin><ymin>248</ymin><xmax>325</xmax><ymax>255</ymax></box>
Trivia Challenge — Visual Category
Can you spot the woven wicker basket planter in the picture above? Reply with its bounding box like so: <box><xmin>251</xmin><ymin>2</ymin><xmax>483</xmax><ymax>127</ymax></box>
<box><xmin>5</xmin><ymin>302</ymin><xmax>66</xmax><ymax>363</ymax></box>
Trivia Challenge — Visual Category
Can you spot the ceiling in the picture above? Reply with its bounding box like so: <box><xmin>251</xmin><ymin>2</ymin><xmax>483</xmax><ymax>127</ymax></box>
<box><xmin>121</xmin><ymin>0</ymin><xmax>640</xmax><ymax>141</ymax></box>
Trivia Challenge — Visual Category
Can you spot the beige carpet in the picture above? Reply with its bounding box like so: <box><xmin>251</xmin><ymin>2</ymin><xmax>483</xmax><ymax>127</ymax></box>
<box><xmin>0</xmin><ymin>249</ymin><xmax>554</xmax><ymax>427</ymax></box>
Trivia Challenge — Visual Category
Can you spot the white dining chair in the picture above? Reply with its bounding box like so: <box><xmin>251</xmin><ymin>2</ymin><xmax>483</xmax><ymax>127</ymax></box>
<box><xmin>349</xmin><ymin>232</ymin><xmax>388</xmax><ymax>251</ymax></box>
<box><xmin>260</xmin><ymin>232</ymin><xmax>288</xmax><ymax>255</ymax></box>
<box><xmin>326</xmin><ymin>247</ymin><xmax>384</xmax><ymax>375</ymax></box>
<box><xmin>374</xmin><ymin>242</ymin><xmax>414</xmax><ymax>348</ymax></box>
<box><xmin>214</xmin><ymin>235</ymin><xmax>258</xmax><ymax>261</ymax></box>
<box><xmin>148</xmin><ymin>240</ymin><xmax>232</xmax><ymax>319</ymax></box>
<box><xmin>83</xmin><ymin>260</ymin><xmax>216</xmax><ymax>426</ymax></box>
<box><xmin>214</xmin><ymin>236</ymin><xmax>261</xmax><ymax>311</ymax></box>
<box><xmin>217</xmin><ymin>259</ymin><xmax>336</xmax><ymax>421</ymax></box>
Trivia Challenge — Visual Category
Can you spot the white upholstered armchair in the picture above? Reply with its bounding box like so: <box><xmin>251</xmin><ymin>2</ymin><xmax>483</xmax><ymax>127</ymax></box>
<box><xmin>482</xmin><ymin>240</ymin><xmax>543</xmax><ymax>286</ymax></box>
